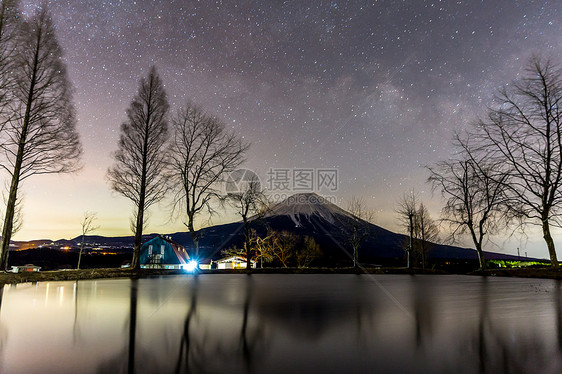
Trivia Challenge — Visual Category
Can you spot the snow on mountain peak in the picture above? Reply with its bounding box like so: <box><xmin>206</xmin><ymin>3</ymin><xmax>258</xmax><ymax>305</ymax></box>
<box><xmin>267</xmin><ymin>193</ymin><xmax>351</xmax><ymax>227</ymax></box>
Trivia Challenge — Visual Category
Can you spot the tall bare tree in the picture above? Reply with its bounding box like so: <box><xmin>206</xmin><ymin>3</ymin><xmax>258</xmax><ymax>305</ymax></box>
<box><xmin>473</xmin><ymin>57</ymin><xmax>562</xmax><ymax>267</ymax></box>
<box><xmin>397</xmin><ymin>193</ymin><xmax>439</xmax><ymax>269</ymax></box>
<box><xmin>249</xmin><ymin>229</ymin><xmax>274</xmax><ymax>268</ymax></box>
<box><xmin>77</xmin><ymin>211</ymin><xmax>99</xmax><ymax>270</ymax></box>
<box><xmin>346</xmin><ymin>196</ymin><xmax>374</xmax><ymax>269</ymax></box>
<box><xmin>107</xmin><ymin>66</ymin><xmax>169</xmax><ymax>270</ymax></box>
<box><xmin>296</xmin><ymin>236</ymin><xmax>322</xmax><ymax>268</ymax></box>
<box><xmin>0</xmin><ymin>0</ymin><xmax>19</xmax><ymax>128</ymax></box>
<box><xmin>170</xmin><ymin>103</ymin><xmax>249</xmax><ymax>258</ymax></box>
<box><xmin>414</xmin><ymin>203</ymin><xmax>439</xmax><ymax>269</ymax></box>
<box><xmin>226</xmin><ymin>170</ymin><xmax>268</xmax><ymax>270</ymax></box>
<box><xmin>428</xmin><ymin>142</ymin><xmax>509</xmax><ymax>270</ymax></box>
<box><xmin>396</xmin><ymin>191</ymin><xmax>418</xmax><ymax>269</ymax></box>
<box><xmin>0</xmin><ymin>5</ymin><xmax>82</xmax><ymax>270</ymax></box>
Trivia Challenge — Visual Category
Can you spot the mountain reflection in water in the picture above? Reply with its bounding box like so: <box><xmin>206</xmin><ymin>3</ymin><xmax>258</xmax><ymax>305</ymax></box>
<box><xmin>0</xmin><ymin>274</ymin><xmax>561</xmax><ymax>373</ymax></box>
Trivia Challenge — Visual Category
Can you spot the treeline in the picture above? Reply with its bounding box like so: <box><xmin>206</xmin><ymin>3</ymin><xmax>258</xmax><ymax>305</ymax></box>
<box><xmin>223</xmin><ymin>229</ymin><xmax>322</xmax><ymax>268</ymax></box>
<box><xmin>426</xmin><ymin>56</ymin><xmax>562</xmax><ymax>269</ymax></box>
<box><xmin>0</xmin><ymin>2</ymin><xmax>82</xmax><ymax>270</ymax></box>
<box><xmin>0</xmin><ymin>2</ymin><xmax>253</xmax><ymax>271</ymax></box>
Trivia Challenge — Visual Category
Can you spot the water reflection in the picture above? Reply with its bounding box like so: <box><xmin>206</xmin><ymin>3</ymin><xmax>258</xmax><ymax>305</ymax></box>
<box><xmin>0</xmin><ymin>275</ymin><xmax>562</xmax><ymax>373</ymax></box>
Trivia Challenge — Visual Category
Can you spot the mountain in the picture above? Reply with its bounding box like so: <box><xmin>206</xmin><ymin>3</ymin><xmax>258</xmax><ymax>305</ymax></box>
<box><xmin>10</xmin><ymin>192</ymin><xmax>530</xmax><ymax>268</ymax></box>
<box><xmin>167</xmin><ymin>192</ymin><xmax>528</xmax><ymax>266</ymax></box>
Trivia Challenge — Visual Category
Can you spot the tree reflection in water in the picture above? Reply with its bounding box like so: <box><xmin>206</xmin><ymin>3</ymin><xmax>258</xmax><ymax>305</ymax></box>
<box><xmin>467</xmin><ymin>277</ymin><xmax>562</xmax><ymax>374</ymax></box>
<box><xmin>0</xmin><ymin>285</ymin><xmax>4</xmax><ymax>366</ymax></box>
<box><xmin>17</xmin><ymin>275</ymin><xmax>557</xmax><ymax>373</ymax></box>
<box><xmin>95</xmin><ymin>278</ymin><xmax>139</xmax><ymax>374</ymax></box>
<box><xmin>412</xmin><ymin>274</ymin><xmax>434</xmax><ymax>351</ymax></box>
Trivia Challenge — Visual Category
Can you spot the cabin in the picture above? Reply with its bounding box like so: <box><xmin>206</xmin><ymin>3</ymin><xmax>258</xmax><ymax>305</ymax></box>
<box><xmin>198</xmin><ymin>259</ymin><xmax>213</xmax><ymax>270</ymax></box>
<box><xmin>216</xmin><ymin>256</ymin><xmax>256</xmax><ymax>269</ymax></box>
<box><xmin>140</xmin><ymin>236</ymin><xmax>190</xmax><ymax>269</ymax></box>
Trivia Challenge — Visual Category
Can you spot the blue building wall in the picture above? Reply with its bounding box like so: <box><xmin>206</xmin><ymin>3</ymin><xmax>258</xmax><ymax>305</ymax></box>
<box><xmin>140</xmin><ymin>236</ymin><xmax>187</xmax><ymax>265</ymax></box>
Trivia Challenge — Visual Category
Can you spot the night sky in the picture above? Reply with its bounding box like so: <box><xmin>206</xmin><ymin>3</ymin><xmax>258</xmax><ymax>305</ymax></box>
<box><xmin>13</xmin><ymin>1</ymin><xmax>562</xmax><ymax>258</ymax></box>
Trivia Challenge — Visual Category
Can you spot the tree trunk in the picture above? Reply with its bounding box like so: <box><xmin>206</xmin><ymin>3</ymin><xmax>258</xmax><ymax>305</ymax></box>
<box><xmin>543</xmin><ymin>218</ymin><xmax>559</xmax><ymax>268</ymax></box>
<box><xmin>131</xmin><ymin>204</ymin><xmax>144</xmax><ymax>270</ymax></box>
<box><xmin>0</xmin><ymin>173</ymin><xmax>21</xmax><ymax>270</ymax></box>
<box><xmin>77</xmin><ymin>236</ymin><xmax>85</xmax><ymax>270</ymax></box>
<box><xmin>0</xmin><ymin>30</ymin><xmax>40</xmax><ymax>270</ymax></box>
<box><xmin>475</xmin><ymin>242</ymin><xmax>487</xmax><ymax>271</ymax></box>
<box><xmin>188</xmin><ymin>220</ymin><xmax>199</xmax><ymax>259</ymax></box>
<box><xmin>243</xmin><ymin>218</ymin><xmax>252</xmax><ymax>272</ymax></box>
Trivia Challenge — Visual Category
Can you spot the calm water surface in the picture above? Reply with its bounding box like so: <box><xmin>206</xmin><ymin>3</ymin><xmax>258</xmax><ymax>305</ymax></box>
<box><xmin>0</xmin><ymin>274</ymin><xmax>560</xmax><ymax>373</ymax></box>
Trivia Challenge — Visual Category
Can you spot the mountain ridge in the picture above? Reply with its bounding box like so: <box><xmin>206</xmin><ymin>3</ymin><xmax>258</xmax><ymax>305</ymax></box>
<box><xmin>9</xmin><ymin>193</ymin><xmax>536</xmax><ymax>265</ymax></box>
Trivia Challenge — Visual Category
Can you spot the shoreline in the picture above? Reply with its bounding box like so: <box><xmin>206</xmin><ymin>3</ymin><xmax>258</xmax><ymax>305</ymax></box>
<box><xmin>1</xmin><ymin>266</ymin><xmax>561</xmax><ymax>285</ymax></box>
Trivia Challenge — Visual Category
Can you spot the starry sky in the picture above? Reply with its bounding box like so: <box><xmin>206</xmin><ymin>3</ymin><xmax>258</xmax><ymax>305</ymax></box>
<box><xmin>11</xmin><ymin>0</ymin><xmax>562</xmax><ymax>258</ymax></box>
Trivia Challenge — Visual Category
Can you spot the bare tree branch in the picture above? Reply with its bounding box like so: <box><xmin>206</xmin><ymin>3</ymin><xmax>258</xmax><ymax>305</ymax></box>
<box><xmin>0</xmin><ymin>5</ymin><xmax>82</xmax><ymax>270</ymax></box>
<box><xmin>77</xmin><ymin>211</ymin><xmax>99</xmax><ymax>270</ymax></box>
<box><xmin>226</xmin><ymin>171</ymin><xmax>269</xmax><ymax>271</ymax></box>
<box><xmin>470</xmin><ymin>56</ymin><xmax>562</xmax><ymax>267</ymax></box>
<box><xmin>428</xmin><ymin>135</ymin><xmax>510</xmax><ymax>270</ymax></box>
<box><xmin>346</xmin><ymin>196</ymin><xmax>374</xmax><ymax>269</ymax></box>
<box><xmin>107</xmin><ymin>66</ymin><xmax>169</xmax><ymax>270</ymax></box>
<box><xmin>169</xmin><ymin>102</ymin><xmax>249</xmax><ymax>258</ymax></box>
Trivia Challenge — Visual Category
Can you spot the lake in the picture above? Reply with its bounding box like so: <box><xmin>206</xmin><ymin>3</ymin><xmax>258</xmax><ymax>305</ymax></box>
<box><xmin>0</xmin><ymin>274</ymin><xmax>560</xmax><ymax>373</ymax></box>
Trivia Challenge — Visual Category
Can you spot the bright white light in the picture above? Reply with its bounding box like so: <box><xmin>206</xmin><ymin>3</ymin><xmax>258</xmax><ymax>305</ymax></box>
<box><xmin>185</xmin><ymin>260</ymin><xmax>198</xmax><ymax>271</ymax></box>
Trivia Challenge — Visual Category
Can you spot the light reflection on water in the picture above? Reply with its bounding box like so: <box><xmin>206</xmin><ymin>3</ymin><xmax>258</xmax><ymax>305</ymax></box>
<box><xmin>0</xmin><ymin>274</ymin><xmax>561</xmax><ymax>373</ymax></box>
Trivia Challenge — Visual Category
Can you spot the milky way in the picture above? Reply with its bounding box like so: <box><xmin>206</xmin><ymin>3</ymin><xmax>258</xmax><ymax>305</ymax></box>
<box><xmin>13</xmin><ymin>0</ymin><xmax>562</xmax><ymax>256</ymax></box>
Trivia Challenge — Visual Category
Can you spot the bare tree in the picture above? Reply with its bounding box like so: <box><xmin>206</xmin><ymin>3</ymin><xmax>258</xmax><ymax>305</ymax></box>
<box><xmin>270</xmin><ymin>230</ymin><xmax>296</xmax><ymax>268</ymax></box>
<box><xmin>170</xmin><ymin>103</ymin><xmax>249</xmax><ymax>258</ymax></box>
<box><xmin>472</xmin><ymin>57</ymin><xmax>562</xmax><ymax>267</ymax></box>
<box><xmin>346</xmin><ymin>196</ymin><xmax>374</xmax><ymax>269</ymax></box>
<box><xmin>0</xmin><ymin>0</ymin><xmax>19</xmax><ymax>129</ymax></box>
<box><xmin>396</xmin><ymin>191</ymin><xmax>417</xmax><ymax>269</ymax></box>
<box><xmin>249</xmin><ymin>229</ymin><xmax>274</xmax><ymax>268</ymax></box>
<box><xmin>296</xmin><ymin>236</ymin><xmax>322</xmax><ymax>268</ymax></box>
<box><xmin>414</xmin><ymin>203</ymin><xmax>439</xmax><ymax>269</ymax></box>
<box><xmin>77</xmin><ymin>211</ymin><xmax>99</xmax><ymax>270</ymax></box>
<box><xmin>0</xmin><ymin>5</ymin><xmax>82</xmax><ymax>270</ymax></box>
<box><xmin>428</xmin><ymin>142</ymin><xmax>509</xmax><ymax>270</ymax></box>
<box><xmin>107</xmin><ymin>66</ymin><xmax>169</xmax><ymax>270</ymax></box>
<box><xmin>227</xmin><ymin>171</ymin><xmax>269</xmax><ymax>271</ymax></box>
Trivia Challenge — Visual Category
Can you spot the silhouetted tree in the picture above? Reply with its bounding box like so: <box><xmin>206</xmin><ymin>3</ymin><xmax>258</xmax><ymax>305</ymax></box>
<box><xmin>0</xmin><ymin>0</ymin><xmax>19</xmax><ymax>128</ymax></box>
<box><xmin>346</xmin><ymin>196</ymin><xmax>373</xmax><ymax>269</ymax></box>
<box><xmin>107</xmin><ymin>66</ymin><xmax>169</xmax><ymax>270</ymax></box>
<box><xmin>170</xmin><ymin>103</ymin><xmax>249</xmax><ymax>258</ymax></box>
<box><xmin>227</xmin><ymin>171</ymin><xmax>268</xmax><ymax>271</ymax></box>
<box><xmin>270</xmin><ymin>230</ymin><xmax>297</xmax><ymax>268</ymax></box>
<box><xmin>414</xmin><ymin>203</ymin><xmax>439</xmax><ymax>269</ymax></box>
<box><xmin>296</xmin><ymin>236</ymin><xmax>322</xmax><ymax>268</ymax></box>
<box><xmin>472</xmin><ymin>57</ymin><xmax>562</xmax><ymax>267</ymax></box>
<box><xmin>428</xmin><ymin>140</ymin><xmax>508</xmax><ymax>270</ymax></box>
<box><xmin>396</xmin><ymin>191</ymin><xmax>418</xmax><ymax>269</ymax></box>
<box><xmin>77</xmin><ymin>211</ymin><xmax>99</xmax><ymax>269</ymax></box>
<box><xmin>250</xmin><ymin>229</ymin><xmax>274</xmax><ymax>268</ymax></box>
<box><xmin>0</xmin><ymin>5</ymin><xmax>82</xmax><ymax>270</ymax></box>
